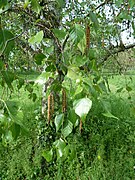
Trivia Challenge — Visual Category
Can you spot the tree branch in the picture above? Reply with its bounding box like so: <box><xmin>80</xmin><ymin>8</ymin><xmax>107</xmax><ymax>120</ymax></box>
<box><xmin>99</xmin><ymin>43</ymin><xmax>135</xmax><ymax>65</ymax></box>
<box><xmin>95</xmin><ymin>0</ymin><xmax>112</xmax><ymax>10</ymax></box>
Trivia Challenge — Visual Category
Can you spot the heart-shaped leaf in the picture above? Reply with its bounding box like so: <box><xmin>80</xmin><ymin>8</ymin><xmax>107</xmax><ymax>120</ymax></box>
<box><xmin>28</xmin><ymin>31</ymin><xmax>43</xmax><ymax>44</ymax></box>
<box><xmin>42</xmin><ymin>149</ymin><xmax>53</xmax><ymax>162</ymax></box>
<box><xmin>73</xmin><ymin>98</ymin><xmax>92</xmax><ymax>120</ymax></box>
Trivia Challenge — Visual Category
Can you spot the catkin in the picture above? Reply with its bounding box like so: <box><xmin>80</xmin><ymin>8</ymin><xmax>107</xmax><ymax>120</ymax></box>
<box><xmin>127</xmin><ymin>0</ymin><xmax>130</xmax><ymax>14</ymax></box>
<box><xmin>102</xmin><ymin>35</ymin><xmax>104</xmax><ymax>48</ymax></box>
<box><xmin>51</xmin><ymin>93</ymin><xmax>54</xmax><ymax>115</ymax></box>
<box><xmin>47</xmin><ymin>94</ymin><xmax>51</xmax><ymax>123</ymax></box>
<box><xmin>62</xmin><ymin>89</ymin><xmax>66</xmax><ymax>113</ymax></box>
<box><xmin>86</xmin><ymin>24</ymin><xmax>90</xmax><ymax>50</ymax></box>
<box><xmin>79</xmin><ymin>119</ymin><xmax>82</xmax><ymax>133</ymax></box>
<box><xmin>47</xmin><ymin>93</ymin><xmax>54</xmax><ymax>123</ymax></box>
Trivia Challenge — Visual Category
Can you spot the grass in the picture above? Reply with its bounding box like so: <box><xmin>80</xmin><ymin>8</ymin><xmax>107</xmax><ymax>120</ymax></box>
<box><xmin>108</xmin><ymin>74</ymin><xmax>135</xmax><ymax>100</ymax></box>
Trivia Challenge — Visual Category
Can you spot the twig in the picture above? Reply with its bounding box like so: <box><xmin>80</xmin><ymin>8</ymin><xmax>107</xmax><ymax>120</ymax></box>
<box><xmin>0</xmin><ymin>31</ymin><xmax>24</xmax><ymax>56</ymax></box>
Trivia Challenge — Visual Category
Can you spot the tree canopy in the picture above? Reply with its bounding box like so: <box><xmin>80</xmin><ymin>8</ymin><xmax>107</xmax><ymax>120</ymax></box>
<box><xmin>0</xmin><ymin>0</ymin><xmax>135</xmax><ymax>71</ymax></box>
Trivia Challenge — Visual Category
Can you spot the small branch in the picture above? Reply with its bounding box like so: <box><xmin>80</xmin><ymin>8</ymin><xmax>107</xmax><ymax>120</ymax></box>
<box><xmin>95</xmin><ymin>0</ymin><xmax>111</xmax><ymax>10</ymax></box>
<box><xmin>0</xmin><ymin>31</ymin><xmax>24</xmax><ymax>56</ymax></box>
<box><xmin>85</xmin><ymin>0</ymin><xmax>113</xmax><ymax>19</ymax></box>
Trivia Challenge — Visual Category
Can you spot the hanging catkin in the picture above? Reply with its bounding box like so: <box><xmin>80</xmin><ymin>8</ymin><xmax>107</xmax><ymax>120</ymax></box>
<box><xmin>62</xmin><ymin>89</ymin><xmax>66</xmax><ymax>113</ymax></box>
<box><xmin>128</xmin><ymin>0</ymin><xmax>130</xmax><ymax>14</ymax></box>
<box><xmin>51</xmin><ymin>93</ymin><xmax>54</xmax><ymax>115</ymax></box>
<box><xmin>79</xmin><ymin>119</ymin><xmax>82</xmax><ymax>133</ymax></box>
<box><xmin>86</xmin><ymin>24</ymin><xmax>90</xmax><ymax>50</ymax></box>
<box><xmin>47</xmin><ymin>94</ymin><xmax>51</xmax><ymax>123</ymax></box>
<box><xmin>47</xmin><ymin>93</ymin><xmax>54</xmax><ymax>122</ymax></box>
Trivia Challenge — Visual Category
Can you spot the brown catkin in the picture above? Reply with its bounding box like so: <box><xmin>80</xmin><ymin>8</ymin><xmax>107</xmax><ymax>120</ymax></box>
<box><xmin>47</xmin><ymin>93</ymin><xmax>55</xmax><ymax>123</ymax></box>
<box><xmin>51</xmin><ymin>93</ymin><xmax>54</xmax><ymax>115</ymax></box>
<box><xmin>47</xmin><ymin>94</ymin><xmax>51</xmax><ymax>123</ymax></box>
<box><xmin>128</xmin><ymin>4</ymin><xmax>130</xmax><ymax>14</ymax></box>
<box><xmin>79</xmin><ymin>119</ymin><xmax>82</xmax><ymax>133</ymax></box>
<box><xmin>86</xmin><ymin>24</ymin><xmax>90</xmax><ymax>50</ymax></box>
<box><xmin>62</xmin><ymin>89</ymin><xmax>66</xmax><ymax>113</ymax></box>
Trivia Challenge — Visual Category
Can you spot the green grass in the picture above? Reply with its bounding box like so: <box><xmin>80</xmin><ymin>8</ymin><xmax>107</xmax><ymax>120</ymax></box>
<box><xmin>108</xmin><ymin>74</ymin><xmax>135</xmax><ymax>100</ymax></box>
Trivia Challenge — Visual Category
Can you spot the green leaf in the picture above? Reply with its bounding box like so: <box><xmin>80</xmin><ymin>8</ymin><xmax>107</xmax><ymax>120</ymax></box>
<box><xmin>23</xmin><ymin>0</ymin><xmax>30</xmax><ymax>9</ymax></box>
<box><xmin>10</xmin><ymin>122</ymin><xmax>20</xmax><ymax>140</ymax></box>
<box><xmin>0</xmin><ymin>0</ymin><xmax>8</xmax><ymax>9</ymax></box>
<box><xmin>62</xmin><ymin>120</ymin><xmax>73</xmax><ymax>138</ymax></box>
<box><xmin>101</xmin><ymin>99</ymin><xmax>111</xmax><ymax>112</ymax></box>
<box><xmin>0</xmin><ymin>60</ymin><xmax>4</xmax><ymax>70</ymax></box>
<box><xmin>63</xmin><ymin>145</ymin><xmax>70</xmax><ymax>158</ymax></box>
<box><xmin>5</xmin><ymin>100</ymin><xmax>19</xmax><ymax>116</ymax></box>
<box><xmin>28</xmin><ymin>31</ymin><xmax>44</xmax><ymax>44</ymax></box>
<box><xmin>73</xmin><ymin>98</ymin><xmax>92</xmax><ymax>120</ymax></box>
<box><xmin>35</xmin><ymin>31</ymin><xmax>44</xmax><ymax>43</ymax></box>
<box><xmin>17</xmin><ymin>78</ymin><xmax>25</xmax><ymax>90</ymax></box>
<box><xmin>74</xmin><ymin>85</ymin><xmax>83</xmax><ymax>96</ymax></box>
<box><xmin>89</xmin><ymin>11</ymin><xmax>99</xmax><ymax>30</ymax></box>
<box><xmin>99</xmin><ymin>81</ymin><xmax>107</xmax><ymax>93</ymax></box>
<box><xmin>93</xmin><ymin>84</ymin><xmax>102</xmax><ymax>94</ymax></box>
<box><xmin>0</xmin><ymin>113</ymin><xmax>6</xmax><ymax>125</ymax></box>
<box><xmin>68</xmin><ymin>109</ymin><xmax>78</xmax><ymax>127</ymax></box>
<box><xmin>0</xmin><ymin>29</ymin><xmax>15</xmax><ymax>56</ymax></box>
<box><xmin>1</xmin><ymin>71</ymin><xmax>15</xmax><ymax>90</ymax></box>
<box><xmin>102</xmin><ymin>111</ymin><xmax>119</xmax><ymax>120</ymax></box>
<box><xmin>31</xmin><ymin>0</ymin><xmax>41</xmax><ymax>13</ymax></box>
<box><xmin>4</xmin><ymin>130</ymin><xmax>13</xmax><ymax>142</ymax></box>
<box><xmin>77</xmin><ymin>34</ymin><xmax>86</xmax><ymax>54</ymax></box>
<box><xmin>130</xmin><ymin>106</ymin><xmax>135</xmax><ymax>116</ymax></box>
<box><xmin>42</xmin><ymin>149</ymin><xmax>53</xmax><ymax>162</ymax></box>
<box><xmin>73</xmin><ymin>55</ymin><xmax>88</xmax><ymax>67</ymax></box>
<box><xmin>34</xmin><ymin>53</ymin><xmax>46</xmax><ymax>65</ymax></box>
<box><xmin>118</xmin><ymin>12</ymin><xmax>132</xmax><ymax>21</ymax></box>
<box><xmin>54</xmin><ymin>114</ymin><xmax>64</xmax><ymax>132</ymax></box>
<box><xmin>54</xmin><ymin>138</ymin><xmax>66</xmax><ymax>159</ymax></box>
<box><xmin>67</xmin><ymin>66</ymin><xmax>81</xmax><ymax>80</ymax></box>
<box><xmin>129</xmin><ymin>0</ymin><xmax>135</xmax><ymax>8</ymax></box>
<box><xmin>88</xmin><ymin>49</ymin><xmax>96</xmax><ymax>60</ymax></box>
<box><xmin>70</xmin><ymin>24</ymin><xmax>85</xmax><ymax>45</ymax></box>
<box><xmin>68</xmin><ymin>146</ymin><xmax>76</xmax><ymax>161</ymax></box>
<box><xmin>53</xmin><ymin>29</ymin><xmax>66</xmax><ymax>40</ymax></box>
<box><xmin>35</xmin><ymin>72</ymin><xmax>54</xmax><ymax>85</ymax></box>
<box><xmin>57</xmin><ymin>0</ymin><xmax>65</xmax><ymax>8</ymax></box>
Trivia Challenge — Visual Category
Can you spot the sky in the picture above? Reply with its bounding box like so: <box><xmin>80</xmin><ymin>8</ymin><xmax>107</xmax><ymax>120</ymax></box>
<box><xmin>78</xmin><ymin>0</ymin><xmax>135</xmax><ymax>46</ymax></box>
